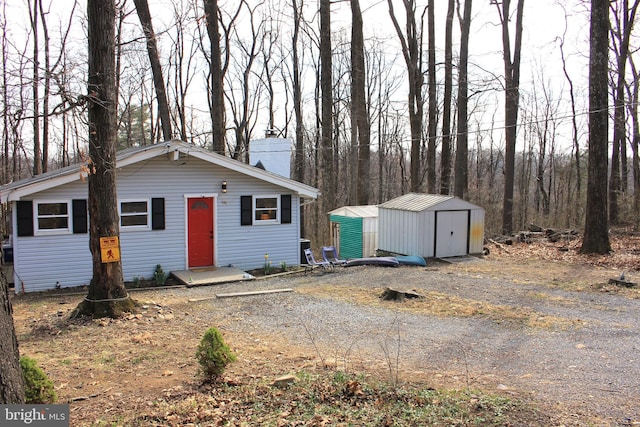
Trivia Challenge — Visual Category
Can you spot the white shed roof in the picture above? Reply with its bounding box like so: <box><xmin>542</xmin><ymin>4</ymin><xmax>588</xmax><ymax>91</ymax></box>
<box><xmin>379</xmin><ymin>193</ymin><xmax>481</xmax><ymax>212</ymax></box>
<box><xmin>328</xmin><ymin>205</ymin><xmax>378</xmax><ymax>218</ymax></box>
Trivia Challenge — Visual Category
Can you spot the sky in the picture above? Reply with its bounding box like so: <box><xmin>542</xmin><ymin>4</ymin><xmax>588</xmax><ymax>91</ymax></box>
<box><xmin>3</xmin><ymin>0</ymin><xmax>593</xmax><ymax>152</ymax></box>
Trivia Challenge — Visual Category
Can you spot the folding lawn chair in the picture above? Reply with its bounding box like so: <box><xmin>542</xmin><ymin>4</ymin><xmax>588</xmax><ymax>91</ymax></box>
<box><xmin>321</xmin><ymin>246</ymin><xmax>347</xmax><ymax>267</ymax></box>
<box><xmin>304</xmin><ymin>248</ymin><xmax>332</xmax><ymax>273</ymax></box>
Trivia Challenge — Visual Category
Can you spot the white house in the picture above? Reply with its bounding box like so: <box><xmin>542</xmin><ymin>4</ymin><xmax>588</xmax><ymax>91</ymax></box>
<box><xmin>0</xmin><ymin>140</ymin><xmax>319</xmax><ymax>292</ymax></box>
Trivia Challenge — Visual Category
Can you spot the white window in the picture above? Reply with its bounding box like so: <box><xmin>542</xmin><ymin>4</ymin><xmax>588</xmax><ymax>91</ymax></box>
<box><xmin>35</xmin><ymin>201</ymin><xmax>71</xmax><ymax>234</ymax></box>
<box><xmin>120</xmin><ymin>200</ymin><xmax>149</xmax><ymax>229</ymax></box>
<box><xmin>254</xmin><ymin>196</ymin><xmax>279</xmax><ymax>223</ymax></box>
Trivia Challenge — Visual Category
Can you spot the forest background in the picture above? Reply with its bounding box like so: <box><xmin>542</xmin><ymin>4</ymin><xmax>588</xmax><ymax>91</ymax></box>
<box><xmin>0</xmin><ymin>0</ymin><xmax>634</xmax><ymax>249</ymax></box>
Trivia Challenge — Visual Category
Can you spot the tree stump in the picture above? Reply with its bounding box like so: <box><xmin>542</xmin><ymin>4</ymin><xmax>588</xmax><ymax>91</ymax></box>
<box><xmin>380</xmin><ymin>287</ymin><xmax>424</xmax><ymax>301</ymax></box>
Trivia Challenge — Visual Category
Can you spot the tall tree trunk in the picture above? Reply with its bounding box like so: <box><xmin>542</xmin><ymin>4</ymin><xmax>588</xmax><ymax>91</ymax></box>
<box><xmin>2</xmin><ymin>2</ymin><xmax>9</xmax><ymax>184</ymax></box>
<box><xmin>133</xmin><ymin>0</ymin><xmax>172</xmax><ymax>142</ymax></box>
<box><xmin>204</xmin><ymin>0</ymin><xmax>225</xmax><ymax>153</ymax></box>
<box><xmin>388</xmin><ymin>0</ymin><xmax>424</xmax><ymax>193</ymax></box>
<box><xmin>440</xmin><ymin>0</ymin><xmax>455</xmax><ymax>195</ymax></box>
<box><xmin>0</xmin><ymin>259</ymin><xmax>25</xmax><ymax>403</ymax></box>
<box><xmin>454</xmin><ymin>0</ymin><xmax>472</xmax><ymax>199</ymax></box>
<box><xmin>628</xmin><ymin>57</ymin><xmax>640</xmax><ymax>228</ymax></box>
<box><xmin>498</xmin><ymin>0</ymin><xmax>524</xmax><ymax>235</ymax></box>
<box><xmin>351</xmin><ymin>0</ymin><xmax>370</xmax><ymax>205</ymax></box>
<box><xmin>581</xmin><ymin>0</ymin><xmax>611</xmax><ymax>254</ymax></box>
<box><xmin>73</xmin><ymin>0</ymin><xmax>134</xmax><ymax>318</ymax></box>
<box><xmin>559</xmin><ymin>23</ymin><xmax>581</xmax><ymax>223</ymax></box>
<box><xmin>292</xmin><ymin>0</ymin><xmax>304</xmax><ymax>184</ymax></box>
<box><xmin>608</xmin><ymin>0</ymin><xmax>640</xmax><ymax>224</ymax></box>
<box><xmin>29</xmin><ymin>0</ymin><xmax>42</xmax><ymax>175</ymax></box>
<box><xmin>291</xmin><ymin>0</ymin><xmax>305</xmax><ymax>235</ymax></box>
<box><xmin>426</xmin><ymin>0</ymin><xmax>437</xmax><ymax>193</ymax></box>
<box><xmin>38</xmin><ymin>0</ymin><xmax>50</xmax><ymax>172</ymax></box>
<box><xmin>320</xmin><ymin>0</ymin><xmax>335</xmax><ymax>213</ymax></box>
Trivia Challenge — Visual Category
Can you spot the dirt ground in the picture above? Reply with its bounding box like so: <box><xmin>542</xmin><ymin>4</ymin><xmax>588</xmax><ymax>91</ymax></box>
<box><xmin>10</xmin><ymin>231</ymin><xmax>640</xmax><ymax>426</ymax></box>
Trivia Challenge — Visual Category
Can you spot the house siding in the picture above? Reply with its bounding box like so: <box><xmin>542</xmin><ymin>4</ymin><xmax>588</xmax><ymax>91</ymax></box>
<box><xmin>11</xmin><ymin>180</ymin><xmax>92</xmax><ymax>292</ymax></box>
<box><xmin>11</xmin><ymin>154</ymin><xmax>304</xmax><ymax>292</ymax></box>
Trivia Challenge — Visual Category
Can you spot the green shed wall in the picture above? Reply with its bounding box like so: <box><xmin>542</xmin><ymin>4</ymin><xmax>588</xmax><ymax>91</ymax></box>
<box><xmin>329</xmin><ymin>215</ymin><xmax>363</xmax><ymax>259</ymax></box>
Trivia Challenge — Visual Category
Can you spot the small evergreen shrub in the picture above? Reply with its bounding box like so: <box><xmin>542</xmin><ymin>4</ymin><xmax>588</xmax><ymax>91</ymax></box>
<box><xmin>20</xmin><ymin>356</ymin><xmax>57</xmax><ymax>403</ymax></box>
<box><xmin>154</xmin><ymin>264</ymin><xmax>168</xmax><ymax>285</ymax></box>
<box><xmin>195</xmin><ymin>327</ymin><xmax>236</xmax><ymax>382</ymax></box>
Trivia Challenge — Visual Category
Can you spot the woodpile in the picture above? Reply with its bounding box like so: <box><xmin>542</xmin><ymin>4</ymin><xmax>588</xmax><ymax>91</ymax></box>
<box><xmin>491</xmin><ymin>224</ymin><xmax>580</xmax><ymax>246</ymax></box>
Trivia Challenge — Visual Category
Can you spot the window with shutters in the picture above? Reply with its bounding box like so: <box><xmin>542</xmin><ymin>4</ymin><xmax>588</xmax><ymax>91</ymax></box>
<box><xmin>120</xmin><ymin>200</ymin><xmax>150</xmax><ymax>229</ymax></box>
<box><xmin>254</xmin><ymin>196</ymin><xmax>279</xmax><ymax>223</ymax></box>
<box><xmin>35</xmin><ymin>201</ymin><xmax>71</xmax><ymax>234</ymax></box>
<box><xmin>241</xmin><ymin>195</ymin><xmax>291</xmax><ymax>226</ymax></box>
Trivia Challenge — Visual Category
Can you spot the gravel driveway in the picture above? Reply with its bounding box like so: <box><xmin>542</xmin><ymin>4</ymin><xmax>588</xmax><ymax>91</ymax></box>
<box><xmin>179</xmin><ymin>258</ymin><xmax>640</xmax><ymax>425</ymax></box>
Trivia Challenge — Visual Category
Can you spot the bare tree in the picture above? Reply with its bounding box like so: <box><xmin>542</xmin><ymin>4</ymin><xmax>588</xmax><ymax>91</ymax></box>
<box><xmin>608</xmin><ymin>0</ymin><xmax>640</xmax><ymax>224</ymax></box>
<box><xmin>350</xmin><ymin>0</ymin><xmax>370</xmax><ymax>205</ymax></box>
<box><xmin>133</xmin><ymin>0</ymin><xmax>172</xmax><ymax>141</ymax></box>
<box><xmin>581</xmin><ymin>0</ymin><xmax>611</xmax><ymax>254</ymax></box>
<box><xmin>320</xmin><ymin>0</ymin><xmax>335</xmax><ymax>211</ymax></box>
<box><xmin>440</xmin><ymin>0</ymin><xmax>455</xmax><ymax>195</ymax></box>
<box><xmin>2</xmin><ymin>2</ymin><xmax>9</xmax><ymax>184</ymax></box>
<box><xmin>225</xmin><ymin>1</ymin><xmax>263</xmax><ymax>161</ymax></box>
<box><xmin>73</xmin><ymin>0</ymin><xmax>135</xmax><ymax>318</ymax></box>
<box><xmin>388</xmin><ymin>0</ymin><xmax>424</xmax><ymax>193</ymax></box>
<box><xmin>494</xmin><ymin>0</ymin><xmax>524</xmax><ymax>235</ymax></box>
<box><xmin>38</xmin><ymin>0</ymin><xmax>51</xmax><ymax>172</ymax></box>
<box><xmin>627</xmin><ymin>55</ymin><xmax>640</xmax><ymax>227</ymax></box>
<box><xmin>28</xmin><ymin>0</ymin><xmax>42</xmax><ymax>175</ymax></box>
<box><xmin>292</xmin><ymin>0</ymin><xmax>305</xmax><ymax>184</ymax></box>
<box><xmin>454</xmin><ymin>0</ymin><xmax>472</xmax><ymax>199</ymax></box>
<box><xmin>167</xmin><ymin>0</ymin><xmax>198</xmax><ymax>142</ymax></box>
<box><xmin>204</xmin><ymin>0</ymin><xmax>226</xmax><ymax>153</ymax></box>
<box><xmin>558</xmin><ymin>8</ymin><xmax>582</xmax><ymax>224</ymax></box>
<box><xmin>426</xmin><ymin>0</ymin><xmax>437</xmax><ymax>193</ymax></box>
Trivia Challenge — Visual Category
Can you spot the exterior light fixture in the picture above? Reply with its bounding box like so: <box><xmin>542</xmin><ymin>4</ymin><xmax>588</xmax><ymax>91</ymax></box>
<box><xmin>221</xmin><ymin>181</ymin><xmax>227</xmax><ymax>193</ymax></box>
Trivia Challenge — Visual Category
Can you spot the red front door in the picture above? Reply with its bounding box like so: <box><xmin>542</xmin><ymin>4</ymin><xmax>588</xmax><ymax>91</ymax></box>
<box><xmin>187</xmin><ymin>197</ymin><xmax>214</xmax><ymax>268</ymax></box>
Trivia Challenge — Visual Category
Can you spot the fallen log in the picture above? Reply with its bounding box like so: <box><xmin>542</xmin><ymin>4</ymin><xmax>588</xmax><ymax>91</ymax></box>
<box><xmin>488</xmin><ymin>238</ymin><xmax>510</xmax><ymax>254</ymax></box>
<box><xmin>188</xmin><ymin>288</ymin><xmax>294</xmax><ymax>302</ymax></box>
<box><xmin>215</xmin><ymin>288</ymin><xmax>294</xmax><ymax>299</ymax></box>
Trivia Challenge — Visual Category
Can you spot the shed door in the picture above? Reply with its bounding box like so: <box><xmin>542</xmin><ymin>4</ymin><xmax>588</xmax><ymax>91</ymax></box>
<box><xmin>435</xmin><ymin>210</ymin><xmax>469</xmax><ymax>258</ymax></box>
<box><xmin>187</xmin><ymin>197</ymin><xmax>214</xmax><ymax>268</ymax></box>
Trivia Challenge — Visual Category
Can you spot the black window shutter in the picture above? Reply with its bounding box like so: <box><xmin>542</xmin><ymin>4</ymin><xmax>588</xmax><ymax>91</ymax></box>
<box><xmin>16</xmin><ymin>201</ymin><xmax>34</xmax><ymax>237</ymax></box>
<box><xmin>72</xmin><ymin>199</ymin><xmax>88</xmax><ymax>234</ymax></box>
<box><xmin>240</xmin><ymin>196</ymin><xmax>252</xmax><ymax>225</ymax></box>
<box><xmin>151</xmin><ymin>198</ymin><xmax>165</xmax><ymax>230</ymax></box>
<box><xmin>281</xmin><ymin>195</ymin><xmax>292</xmax><ymax>224</ymax></box>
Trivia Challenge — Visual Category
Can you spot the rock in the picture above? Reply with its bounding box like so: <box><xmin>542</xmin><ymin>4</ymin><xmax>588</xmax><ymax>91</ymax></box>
<box><xmin>271</xmin><ymin>374</ymin><xmax>297</xmax><ymax>388</ymax></box>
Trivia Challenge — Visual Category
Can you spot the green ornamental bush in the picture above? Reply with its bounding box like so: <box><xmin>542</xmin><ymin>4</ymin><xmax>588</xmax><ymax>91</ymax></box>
<box><xmin>195</xmin><ymin>327</ymin><xmax>237</xmax><ymax>381</ymax></box>
<box><xmin>20</xmin><ymin>356</ymin><xmax>57</xmax><ymax>403</ymax></box>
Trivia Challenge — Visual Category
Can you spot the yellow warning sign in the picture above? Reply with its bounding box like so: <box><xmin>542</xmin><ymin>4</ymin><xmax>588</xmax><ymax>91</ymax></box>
<box><xmin>100</xmin><ymin>236</ymin><xmax>121</xmax><ymax>263</ymax></box>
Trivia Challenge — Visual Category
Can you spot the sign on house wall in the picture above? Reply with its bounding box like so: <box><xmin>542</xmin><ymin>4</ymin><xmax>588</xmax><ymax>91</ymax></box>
<box><xmin>100</xmin><ymin>236</ymin><xmax>121</xmax><ymax>263</ymax></box>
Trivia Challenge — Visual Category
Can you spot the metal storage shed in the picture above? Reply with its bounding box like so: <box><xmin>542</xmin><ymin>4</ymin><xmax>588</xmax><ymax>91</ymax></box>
<box><xmin>328</xmin><ymin>205</ymin><xmax>378</xmax><ymax>259</ymax></box>
<box><xmin>378</xmin><ymin>193</ymin><xmax>484</xmax><ymax>259</ymax></box>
